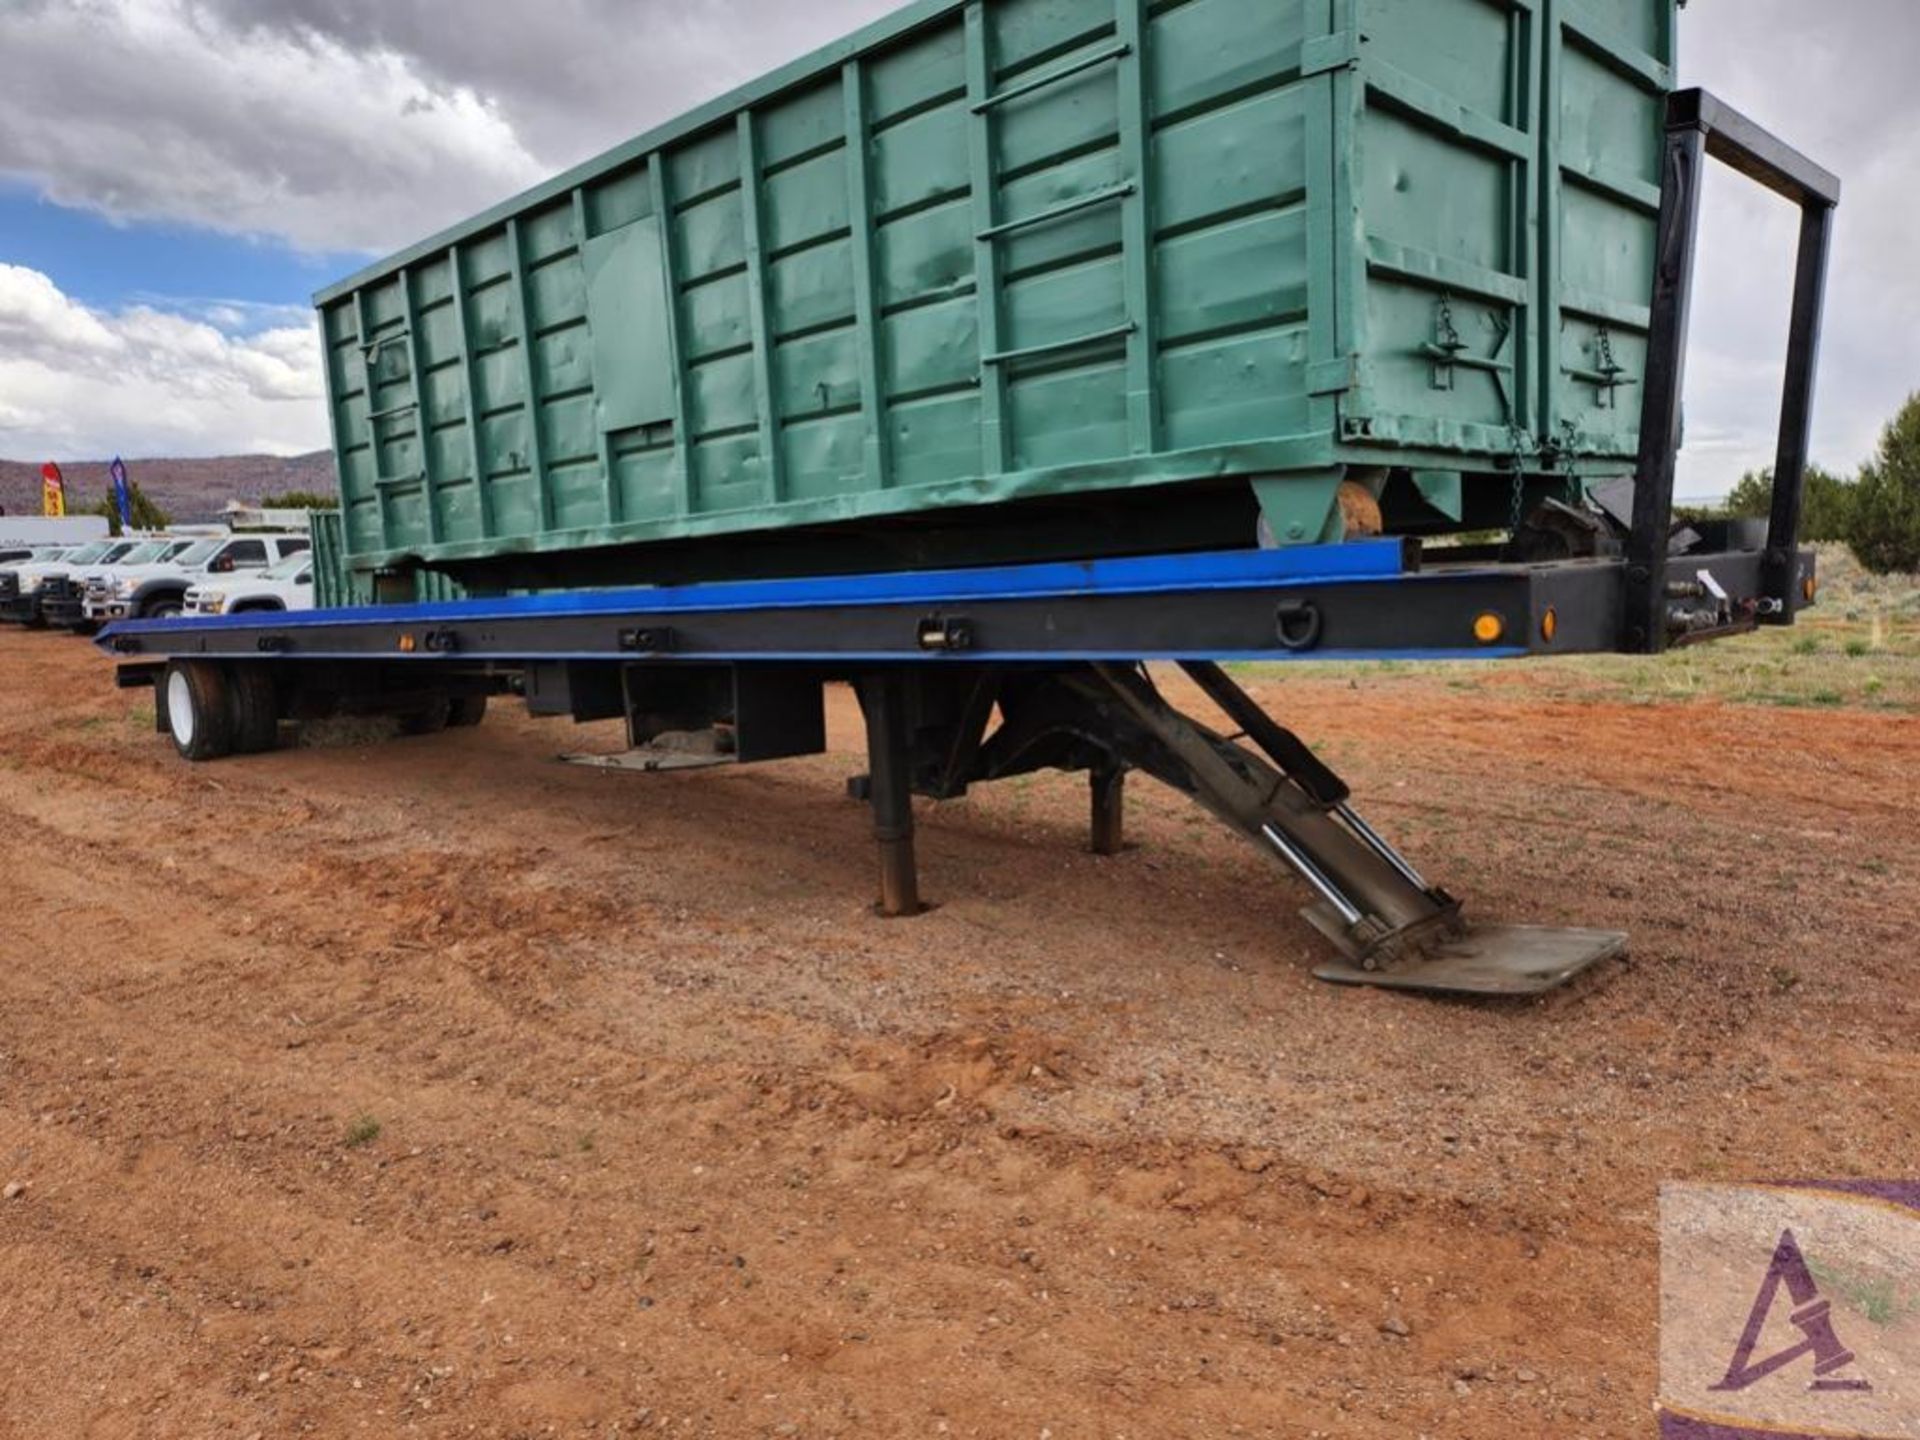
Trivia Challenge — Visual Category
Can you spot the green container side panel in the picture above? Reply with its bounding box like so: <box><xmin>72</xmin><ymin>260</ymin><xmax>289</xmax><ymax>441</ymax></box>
<box><xmin>311</xmin><ymin>509</ymin><xmax>351</xmax><ymax>610</ymax></box>
<box><xmin>318</xmin><ymin>0</ymin><xmax>1677</xmax><ymax>580</ymax></box>
<box><xmin>1545</xmin><ymin>0</ymin><xmax>1676</xmax><ymax>459</ymax></box>
<box><xmin>313</xmin><ymin>509</ymin><xmax>469</xmax><ymax>609</ymax></box>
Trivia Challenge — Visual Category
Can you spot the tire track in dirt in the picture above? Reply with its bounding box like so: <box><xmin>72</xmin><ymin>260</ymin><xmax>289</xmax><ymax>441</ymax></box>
<box><xmin>2</xmin><ymin>632</ymin><xmax>1914</xmax><ymax>1437</ymax></box>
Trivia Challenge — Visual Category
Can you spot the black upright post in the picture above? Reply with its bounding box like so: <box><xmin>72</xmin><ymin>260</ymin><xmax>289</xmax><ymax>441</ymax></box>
<box><xmin>1763</xmin><ymin>201</ymin><xmax>1835</xmax><ymax>621</ymax></box>
<box><xmin>859</xmin><ymin>671</ymin><xmax>921</xmax><ymax>916</ymax></box>
<box><xmin>1089</xmin><ymin>765</ymin><xmax>1126</xmax><ymax>856</ymax></box>
<box><xmin>1625</xmin><ymin>118</ymin><xmax>1707</xmax><ymax>656</ymax></box>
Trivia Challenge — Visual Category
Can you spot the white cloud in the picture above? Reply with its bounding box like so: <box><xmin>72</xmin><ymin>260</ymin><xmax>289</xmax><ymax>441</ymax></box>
<box><xmin>0</xmin><ymin>263</ymin><xmax>124</xmax><ymax>357</ymax></box>
<box><xmin>184</xmin><ymin>0</ymin><xmax>902</xmax><ymax>184</ymax></box>
<box><xmin>0</xmin><ymin>0</ymin><xmax>547</xmax><ymax>253</ymax></box>
<box><xmin>0</xmin><ymin>263</ymin><xmax>327</xmax><ymax>456</ymax></box>
<box><xmin>1678</xmin><ymin>0</ymin><xmax>1920</xmax><ymax>496</ymax></box>
<box><xmin>0</xmin><ymin>0</ymin><xmax>896</xmax><ymax>256</ymax></box>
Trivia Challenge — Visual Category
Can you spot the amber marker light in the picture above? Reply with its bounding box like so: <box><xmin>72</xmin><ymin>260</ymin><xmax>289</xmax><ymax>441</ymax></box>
<box><xmin>1473</xmin><ymin>612</ymin><xmax>1506</xmax><ymax>645</ymax></box>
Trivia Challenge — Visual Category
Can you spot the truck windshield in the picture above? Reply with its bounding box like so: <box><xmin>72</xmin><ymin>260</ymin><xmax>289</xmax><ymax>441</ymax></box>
<box><xmin>173</xmin><ymin>540</ymin><xmax>225</xmax><ymax>568</ymax></box>
<box><xmin>61</xmin><ymin>542</ymin><xmax>113</xmax><ymax>565</ymax></box>
<box><xmin>117</xmin><ymin>542</ymin><xmax>169</xmax><ymax>564</ymax></box>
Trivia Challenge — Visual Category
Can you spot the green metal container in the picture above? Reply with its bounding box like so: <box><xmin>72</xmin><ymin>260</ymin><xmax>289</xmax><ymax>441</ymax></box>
<box><xmin>312</xmin><ymin>508</ymin><xmax>467</xmax><ymax>607</ymax></box>
<box><xmin>318</xmin><ymin>0</ymin><xmax>1675</xmax><ymax>592</ymax></box>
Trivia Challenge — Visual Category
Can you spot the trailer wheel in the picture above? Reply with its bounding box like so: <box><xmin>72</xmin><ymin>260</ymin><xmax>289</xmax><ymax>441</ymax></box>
<box><xmin>398</xmin><ymin>697</ymin><xmax>451</xmax><ymax>736</ymax></box>
<box><xmin>164</xmin><ymin>661</ymin><xmax>234</xmax><ymax>762</ymax></box>
<box><xmin>228</xmin><ymin>666</ymin><xmax>281</xmax><ymax>755</ymax></box>
<box><xmin>446</xmin><ymin>694</ymin><xmax>488</xmax><ymax>728</ymax></box>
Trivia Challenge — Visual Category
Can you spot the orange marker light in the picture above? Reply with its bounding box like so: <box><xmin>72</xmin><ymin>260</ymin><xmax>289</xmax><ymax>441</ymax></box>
<box><xmin>398</xmin><ymin>633</ymin><xmax>418</xmax><ymax>653</ymax></box>
<box><xmin>1473</xmin><ymin>612</ymin><xmax>1506</xmax><ymax>645</ymax></box>
<box><xmin>1541</xmin><ymin>607</ymin><xmax>1559</xmax><ymax>644</ymax></box>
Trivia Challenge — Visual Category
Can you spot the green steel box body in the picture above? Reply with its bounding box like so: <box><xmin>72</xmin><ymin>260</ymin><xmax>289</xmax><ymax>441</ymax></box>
<box><xmin>318</xmin><ymin>0</ymin><xmax>1675</xmax><ymax>586</ymax></box>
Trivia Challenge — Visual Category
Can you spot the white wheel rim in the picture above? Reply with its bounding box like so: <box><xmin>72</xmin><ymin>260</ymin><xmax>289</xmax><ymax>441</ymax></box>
<box><xmin>167</xmin><ymin>671</ymin><xmax>196</xmax><ymax>748</ymax></box>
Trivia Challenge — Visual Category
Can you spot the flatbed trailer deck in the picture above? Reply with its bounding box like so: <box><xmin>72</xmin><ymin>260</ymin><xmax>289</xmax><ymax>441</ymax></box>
<box><xmin>98</xmin><ymin>90</ymin><xmax>1838</xmax><ymax>999</ymax></box>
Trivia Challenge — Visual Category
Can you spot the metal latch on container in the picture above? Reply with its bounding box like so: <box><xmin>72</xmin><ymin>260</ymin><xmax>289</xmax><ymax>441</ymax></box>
<box><xmin>1563</xmin><ymin>325</ymin><xmax>1637</xmax><ymax>409</ymax></box>
<box><xmin>256</xmin><ymin>635</ymin><xmax>291</xmax><ymax>654</ymax></box>
<box><xmin>917</xmin><ymin>616</ymin><xmax>975</xmax><ymax>653</ymax></box>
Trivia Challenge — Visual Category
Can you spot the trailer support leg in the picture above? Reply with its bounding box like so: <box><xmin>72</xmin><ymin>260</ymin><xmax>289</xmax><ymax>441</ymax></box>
<box><xmin>859</xmin><ymin>672</ymin><xmax>922</xmax><ymax>917</ymax></box>
<box><xmin>1090</xmin><ymin>765</ymin><xmax>1126</xmax><ymax>856</ymax></box>
<box><xmin>983</xmin><ymin>665</ymin><xmax>1625</xmax><ymax>995</ymax></box>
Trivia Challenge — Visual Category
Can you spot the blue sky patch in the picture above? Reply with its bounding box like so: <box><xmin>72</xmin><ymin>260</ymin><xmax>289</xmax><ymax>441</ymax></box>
<box><xmin>0</xmin><ymin>181</ymin><xmax>367</xmax><ymax>327</ymax></box>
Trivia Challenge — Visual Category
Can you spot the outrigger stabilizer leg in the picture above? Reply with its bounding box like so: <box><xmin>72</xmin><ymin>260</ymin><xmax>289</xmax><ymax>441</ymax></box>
<box><xmin>856</xmin><ymin>662</ymin><xmax>1624</xmax><ymax>997</ymax></box>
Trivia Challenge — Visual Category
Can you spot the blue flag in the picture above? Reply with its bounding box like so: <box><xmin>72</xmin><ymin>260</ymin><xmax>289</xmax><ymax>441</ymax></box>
<box><xmin>110</xmin><ymin>456</ymin><xmax>132</xmax><ymax>529</ymax></box>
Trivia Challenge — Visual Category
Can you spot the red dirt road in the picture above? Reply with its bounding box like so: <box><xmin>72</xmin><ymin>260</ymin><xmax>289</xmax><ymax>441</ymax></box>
<box><xmin>0</xmin><ymin>629</ymin><xmax>1914</xmax><ymax>1438</ymax></box>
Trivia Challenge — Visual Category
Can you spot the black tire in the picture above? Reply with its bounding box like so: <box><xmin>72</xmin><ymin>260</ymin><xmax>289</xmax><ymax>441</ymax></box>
<box><xmin>446</xmin><ymin>694</ymin><xmax>488</xmax><ymax>728</ymax></box>
<box><xmin>398</xmin><ymin>697</ymin><xmax>451</xmax><ymax>736</ymax></box>
<box><xmin>24</xmin><ymin>608</ymin><xmax>47</xmax><ymax>631</ymax></box>
<box><xmin>163</xmin><ymin>661</ymin><xmax>234</xmax><ymax>762</ymax></box>
<box><xmin>228</xmin><ymin>666</ymin><xmax>281</xmax><ymax>755</ymax></box>
<box><xmin>144</xmin><ymin>595</ymin><xmax>185</xmax><ymax>620</ymax></box>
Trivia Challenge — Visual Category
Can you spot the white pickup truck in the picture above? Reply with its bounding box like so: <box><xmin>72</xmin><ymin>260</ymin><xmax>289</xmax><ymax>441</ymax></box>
<box><xmin>186</xmin><ymin>550</ymin><xmax>316</xmax><ymax>616</ymax></box>
<box><xmin>87</xmin><ymin>533</ymin><xmax>310</xmax><ymax>623</ymax></box>
<box><xmin>45</xmin><ymin>538</ymin><xmax>198</xmax><ymax>632</ymax></box>
<box><xmin>1</xmin><ymin>540</ymin><xmax>139</xmax><ymax>627</ymax></box>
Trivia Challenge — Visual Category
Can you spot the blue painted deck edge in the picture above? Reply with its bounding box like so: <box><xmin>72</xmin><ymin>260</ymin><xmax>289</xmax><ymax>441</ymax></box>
<box><xmin>105</xmin><ymin>542</ymin><xmax>1421</xmax><ymax>639</ymax></box>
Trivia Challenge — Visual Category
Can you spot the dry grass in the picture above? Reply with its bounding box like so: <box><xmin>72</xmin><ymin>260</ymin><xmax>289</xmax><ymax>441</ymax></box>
<box><xmin>1529</xmin><ymin>545</ymin><xmax>1920</xmax><ymax>711</ymax></box>
<box><xmin>1246</xmin><ymin>546</ymin><xmax>1920</xmax><ymax>712</ymax></box>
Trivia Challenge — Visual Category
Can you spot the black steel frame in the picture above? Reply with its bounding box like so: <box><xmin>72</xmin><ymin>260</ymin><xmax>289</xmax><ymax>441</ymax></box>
<box><xmin>1625</xmin><ymin>89</ymin><xmax>1841</xmax><ymax>654</ymax></box>
<box><xmin>101</xmin><ymin>546</ymin><xmax>1796</xmax><ymax>670</ymax></box>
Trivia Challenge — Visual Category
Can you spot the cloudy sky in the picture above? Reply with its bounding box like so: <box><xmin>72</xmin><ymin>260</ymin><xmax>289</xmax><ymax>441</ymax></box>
<box><xmin>0</xmin><ymin>0</ymin><xmax>1913</xmax><ymax>497</ymax></box>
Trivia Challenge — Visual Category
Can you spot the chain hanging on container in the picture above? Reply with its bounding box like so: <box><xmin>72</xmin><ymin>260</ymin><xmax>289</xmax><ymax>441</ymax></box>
<box><xmin>1507</xmin><ymin>425</ymin><xmax>1532</xmax><ymax>537</ymax></box>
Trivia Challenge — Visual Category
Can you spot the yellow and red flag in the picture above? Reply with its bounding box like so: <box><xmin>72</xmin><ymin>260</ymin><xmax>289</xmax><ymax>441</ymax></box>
<box><xmin>40</xmin><ymin>462</ymin><xmax>67</xmax><ymax>518</ymax></box>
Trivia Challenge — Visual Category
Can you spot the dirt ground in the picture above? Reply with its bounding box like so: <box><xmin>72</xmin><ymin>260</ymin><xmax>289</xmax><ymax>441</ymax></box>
<box><xmin>0</xmin><ymin>624</ymin><xmax>1914</xmax><ymax>1439</ymax></box>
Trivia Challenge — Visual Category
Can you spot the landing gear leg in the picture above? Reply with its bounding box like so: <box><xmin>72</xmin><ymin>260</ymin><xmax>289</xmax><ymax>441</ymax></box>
<box><xmin>858</xmin><ymin>672</ymin><xmax>923</xmax><ymax>917</ymax></box>
<box><xmin>1089</xmin><ymin>765</ymin><xmax>1126</xmax><ymax>856</ymax></box>
<box><xmin>977</xmin><ymin>663</ymin><xmax>1623</xmax><ymax>996</ymax></box>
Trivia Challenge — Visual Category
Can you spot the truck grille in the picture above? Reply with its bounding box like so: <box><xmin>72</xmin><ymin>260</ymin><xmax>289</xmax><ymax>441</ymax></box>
<box><xmin>40</xmin><ymin>576</ymin><xmax>77</xmax><ymax>604</ymax></box>
<box><xmin>0</xmin><ymin>574</ymin><xmax>17</xmax><ymax>602</ymax></box>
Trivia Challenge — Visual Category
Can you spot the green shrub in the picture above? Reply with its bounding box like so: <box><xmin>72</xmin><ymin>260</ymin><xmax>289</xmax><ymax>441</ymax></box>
<box><xmin>1722</xmin><ymin>465</ymin><xmax>1856</xmax><ymax>542</ymax></box>
<box><xmin>1846</xmin><ymin>394</ymin><xmax>1920</xmax><ymax>576</ymax></box>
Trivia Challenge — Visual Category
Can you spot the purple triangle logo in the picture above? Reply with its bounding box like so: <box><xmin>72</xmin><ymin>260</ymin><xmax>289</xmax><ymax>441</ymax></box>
<box><xmin>1709</xmin><ymin>1229</ymin><xmax>1871</xmax><ymax>1394</ymax></box>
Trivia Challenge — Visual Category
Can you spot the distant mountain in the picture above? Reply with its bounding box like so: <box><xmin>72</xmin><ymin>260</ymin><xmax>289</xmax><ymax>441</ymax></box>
<box><xmin>0</xmin><ymin>452</ymin><xmax>338</xmax><ymax>524</ymax></box>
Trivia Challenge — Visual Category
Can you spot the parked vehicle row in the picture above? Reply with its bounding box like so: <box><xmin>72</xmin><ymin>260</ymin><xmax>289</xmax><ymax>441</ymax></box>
<box><xmin>0</xmin><ymin>531</ymin><xmax>314</xmax><ymax>635</ymax></box>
